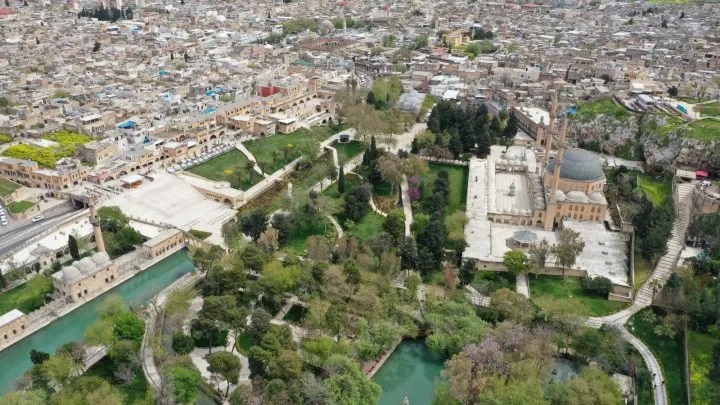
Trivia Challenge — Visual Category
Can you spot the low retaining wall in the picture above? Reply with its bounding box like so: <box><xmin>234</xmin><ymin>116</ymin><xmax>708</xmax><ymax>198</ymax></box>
<box><xmin>365</xmin><ymin>338</ymin><xmax>402</xmax><ymax>378</ymax></box>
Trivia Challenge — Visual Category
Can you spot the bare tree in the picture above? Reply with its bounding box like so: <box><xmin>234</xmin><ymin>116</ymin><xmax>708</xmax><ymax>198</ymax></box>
<box><xmin>551</xmin><ymin>229</ymin><xmax>585</xmax><ymax>277</ymax></box>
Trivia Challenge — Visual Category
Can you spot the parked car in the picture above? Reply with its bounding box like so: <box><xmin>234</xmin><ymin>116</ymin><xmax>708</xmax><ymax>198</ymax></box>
<box><xmin>31</xmin><ymin>215</ymin><xmax>44</xmax><ymax>222</ymax></box>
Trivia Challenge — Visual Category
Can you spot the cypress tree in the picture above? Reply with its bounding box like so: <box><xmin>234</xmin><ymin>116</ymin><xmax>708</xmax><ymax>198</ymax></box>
<box><xmin>68</xmin><ymin>235</ymin><xmax>80</xmax><ymax>260</ymax></box>
<box><xmin>338</xmin><ymin>166</ymin><xmax>346</xmax><ymax>194</ymax></box>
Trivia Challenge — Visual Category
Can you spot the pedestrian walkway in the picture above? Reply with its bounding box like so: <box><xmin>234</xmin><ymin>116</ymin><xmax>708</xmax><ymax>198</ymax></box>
<box><xmin>516</xmin><ymin>274</ymin><xmax>529</xmax><ymax>298</ymax></box>
<box><xmin>400</xmin><ymin>177</ymin><xmax>413</xmax><ymax>237</ymax></box>
<box><xmin>464</xmin><ymin>285</ymin><xmax>491</xmax><ymax>307</ymax></box>
<box><xmin>234</xmin><ymin>141</ymin><xmax>266</xmax><ymax>177</ymax></box>
<box><xmin>326</xmin><ymin>214</ymin><xmax>344</xmax><ymax>239</ymax></box>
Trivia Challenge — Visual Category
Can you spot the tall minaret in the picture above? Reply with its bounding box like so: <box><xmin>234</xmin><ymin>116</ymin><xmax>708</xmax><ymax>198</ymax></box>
<box><xmin>541</xmin><ymin>93</ymin><xmax>558</xmax><ymax>174</ymax></box>
<box><xmin>550</xmin><ymin>117</ymin><xmax>569</xmax><ymax>198</ymax></box>
<box><xmin>89</xmin><ymin>196</ymin><xmax>106</xmax><ymax>253</ymax></box>
<box><xmin>543</xmin><ymin>114</ymin><xmax>569</xmax><ymax>231</ymax></box>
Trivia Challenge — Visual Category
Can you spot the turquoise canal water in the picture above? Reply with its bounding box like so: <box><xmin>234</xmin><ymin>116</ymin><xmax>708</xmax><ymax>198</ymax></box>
<box><xmin>373</xmin><ymin>340</ymin><xmax>445</xmax><ymax>405</ymax></box>
<box><xmin>0</xmin><ymin>250</ymin><xmax>195</xmax><ymax>394</ymax></box>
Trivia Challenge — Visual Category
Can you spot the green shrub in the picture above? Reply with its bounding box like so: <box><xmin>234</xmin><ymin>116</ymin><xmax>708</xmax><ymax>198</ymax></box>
<box><xmin>172</xmin><ymin>332</ymin><xmax>196</xmax><ymax>355</ymax></box>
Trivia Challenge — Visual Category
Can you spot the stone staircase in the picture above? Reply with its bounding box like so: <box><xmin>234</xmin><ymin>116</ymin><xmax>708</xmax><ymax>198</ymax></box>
<box><xmin>585</xmin><ymin>182</ymin><xmax>695</xmax><ymax>328</ymax></box>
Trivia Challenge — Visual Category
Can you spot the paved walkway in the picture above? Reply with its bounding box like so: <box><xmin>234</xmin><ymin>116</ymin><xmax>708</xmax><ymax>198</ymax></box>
<box><xmin>515</xmin><ymin>274</ymin><xmax>529</xmax><ymax>298</ymax></box>
<box><xmin>379</xmin><ymin>123</ymin><xmax>426</xmax><ymax>154</ymax></box>
<box><xmin>326</xmin><ymin>214</ymin><xmax>344</xmax><ymax>239</ymax></box>
<box><xmin>464</xmin><ymin>285</ymin><xmax>491</xmax><ymax>307</ymax></box>
<box><xmin>400</xmin><ymin>177</ymin><xmax>413</xmax><ymax>237</ymax></box>
<box><xmin>235</xmin><ymin>141</ymin><xmax>266</xmax><ymax>177</ymax></box>
<box><xmin>189</xmin><ymin>329</ymin><xmax>251</xmax><ymax>396</ymax></box>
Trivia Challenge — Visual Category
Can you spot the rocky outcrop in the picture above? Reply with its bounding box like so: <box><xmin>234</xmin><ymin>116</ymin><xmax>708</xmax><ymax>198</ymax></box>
<box><xmin>571</xmin><ymin>113</ymin><xmax>720</xmax><ymax>174</ymax></box>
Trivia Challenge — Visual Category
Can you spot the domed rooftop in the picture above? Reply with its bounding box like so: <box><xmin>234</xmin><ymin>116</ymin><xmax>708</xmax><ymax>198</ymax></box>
<box><xmin>60</xmin><ymin>266</ymin><xmax>82</xmax><ymax>282</ymax></box>
<box><xmin>91</xmin><ymin>251</ymin><xmax>111</xmax><ymax>266</ymax></box>
<box><xmin>547</xmin><ymin>148</ymin><xmax>604</xmax><ymax>182</ymax></box>
<box><xmin>75</xmin><ymin>257</ymin><xmax>96</xmax><ymax>274</ymax></box>
<box><xmin>588</xmin><ymin>191</ymin><xmax>607</xmax><ymax>205</ymax></box>
<box><xmin>553</xmin><ymin>190</ymin><xmax>566</xmax><ymax>202</ymax></box>
<box><xmin>566</xmin><ymin>191</ymin><xmax>589</xmax><ymax>203</ymax></box>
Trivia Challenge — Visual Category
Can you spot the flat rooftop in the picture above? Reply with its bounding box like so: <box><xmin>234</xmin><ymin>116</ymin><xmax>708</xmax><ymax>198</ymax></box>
<box><xmin>0</xmin><ymin>309</ymin><xmax>24</xmax><ymax>328</ymax></box>
<box><xmin>463</xmin><ymin>156</ymin><xmax>630</xmax><ymax>286</ymax></box>
<box><xmin>494</xmin><ymin>173</ymin><xmax>532</xmax><ymax>214</ymax></box>
<box><xmin>103</xmin><ymin>173</ymin><xmax>236</xmax><ymax>246</ymax></box>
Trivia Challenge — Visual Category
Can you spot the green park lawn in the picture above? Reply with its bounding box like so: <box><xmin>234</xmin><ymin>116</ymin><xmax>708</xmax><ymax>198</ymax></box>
<box><xmin>696</xmin><ymin>102</ymin><xmax>720</xmax><ymax>118</ymax></box>
<box><xmin>333</xmin><ymin>141</ymin><xmax>365</xmax><ymax>165</ymax></box>
<box><xmin>575</xmin><ymin>98</ymin><xmax>629</xmax><ymax>120</ymax></box>
<box><xmin>286</xmin><ymin>216</ymin><xmax>336</xmax><ymax>255</ymax></box>
<box><xmin>0</xmin><ymin>275</ymin><xmax>53</xmax><ymax>314</ymax></box>
<box><xmin>320</xmin><ymin>173</ymin><xmax>383</xmax><ymax>240</ymax></box>
<box><xmin>630</xmin><ymin>309</ymin><xmax>687</xmax><ymax>405</ymax></box>
<box><xmin>235</xmin><ymin>332</ymin><xmax>254</xmax><ymax>354</ymax></box>
<box><xmin>685</xmin><ymin>119</ymin><xmax>720</xmax><ymax>141</ymax></box>
<box><xmin>187</xmin><ymin>149</ymin><xmax>256</xmax><ymax>190</ymax></box>
<box><xmin>638</xmin><ymin>174</ymin><xmax>670</xmax><ymax>207</ymax></box>
<box><xmin>688</xmin><ymin>331</ymin><xmax>720</xmax><ymax>403</ymax></box>
<box><xmin>529</xmin><ymin>275</ymin><xmax>627</xmax><ymax>316</ymax></box>
<box><xmin>7</xmin><ymin>200</ymin><xmax>35</xmax><ymax>214</ymax></box>
<box><xmin>346</xmin><ymin>211</ymin><xmax>385</xmax><ymax>240</ymax></box>
<box><xmin>245</xmin><ymin>126</ymin><xmax>340</xmax><ymax>174</ymax></box>
<box><xmin>419</xmin><ymin>163</ymin><xmax>469</xmax><ymax>215</ymax></box>
<box><xmin>0</xmin><ymin>177</ymin><xmax>22</xmax><ymax>198</ymax></box>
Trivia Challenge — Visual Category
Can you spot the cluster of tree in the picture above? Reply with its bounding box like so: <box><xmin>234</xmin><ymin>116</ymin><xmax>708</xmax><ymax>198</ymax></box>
<box><xmin>97</xmin><ymin>206</ymin><xmax>143</xmax><ymax>258</ymax></box>
<box><xmin>77</xmin><ymin>6</ymin><xmax>133</xmax><ymax>22</ymax></box>
<box><xmin>282</xmin><ymin>18</ymin><xmax>318</xmax><ymax>35</ymax></box>
<box><xmin>425</xmin><ymin>292</ymin><xmax>630</xmax><ymax>404</ymax></box>
<box><xmin>419</xmin><ymin>100</ymin><xmax>514</xmax><ymax>159</ymax></box>
<box><xmin>634</xmin><ymin>195</ymin><xmax>674</xmax><ymax>261</ymax></box>
<box><xmin>188</xmin><ymin>220</ymin><xmax>417</xmax><ymax>404</ymax></box>
<box><xmin>605</xmin><ymin>167</ymin><xmax>675</xmax><ymax>261</ymax></box>
<box><xmin>464</xmin><ymin>40</ymin><xmax>494</xmax><ymax>58</ymax></box>
<box><xmin>366</xmin><ymin>76</ymin><xmax>404</xmax><ymax>110</ymax></box>
<box><xmin>413</xmin><ymin>171</ymin><xmax>452</xmax><ymax>274</ymax></box>
<box><xmin>330</xmin><ymin>17</ymin><xmax>375</xmax><ymax>30</ymax></box>
<box><xmin>5</xmin><ymin>295</ymin><xmax>147</xmax><ymax>404</ymax></box>
<box><xmin>470</xmin><ymin>27</ymin><xmax>494</xmax><ymax>40</ymax></box>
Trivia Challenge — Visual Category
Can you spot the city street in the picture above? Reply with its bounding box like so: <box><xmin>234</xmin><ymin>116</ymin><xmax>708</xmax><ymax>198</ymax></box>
<box><xmin>0</xmin><ymin>202</ymin><xmax>83</xmax><ymax>256</ymax></box>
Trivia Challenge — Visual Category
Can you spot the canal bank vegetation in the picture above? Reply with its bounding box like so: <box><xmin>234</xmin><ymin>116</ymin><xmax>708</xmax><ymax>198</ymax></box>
<box><xmin>98</xmin><ymin>206</ymin><xmax>144</xmax><ymax>258</ymax></box>
<box><xmin>1</xmin><ymin>294</ymin><xmax>151</xmax><ymax>404</ymax></box>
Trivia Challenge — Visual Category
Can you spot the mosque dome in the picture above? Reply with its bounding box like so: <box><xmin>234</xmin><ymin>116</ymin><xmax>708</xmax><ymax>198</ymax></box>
<box><xmin>60</xmin><ymin>266</ymin><xmax>82</xmax><ymax>282</ymax></box>
<box><xmin>75</xmin><ymin>257</ymin><xmax>96</xmax><ymax>274</ymax></box>
<box><xmin>589</xmin><ymin>191</ymin><xmax>607</xmax><ymax>205</ymax></box>
<box><xmin>547</xmin><ymin>148</ymin><xmax>604</xmax><ymax>182</ymax></box>
<box><xmin>91</xmin><ymin>251</ymin><xmax>111</xmax><ymax>266</ymax></box>
<box><xmin>567</xmin><ymin>191</ymin><xmax>589</xmax><ymax>203</ymax></box>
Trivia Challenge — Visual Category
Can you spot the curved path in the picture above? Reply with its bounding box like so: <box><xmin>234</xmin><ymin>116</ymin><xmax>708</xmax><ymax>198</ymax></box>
<box><xmin>141</xmin><ymin>272</ymin><xmax>202</xmax><ymax>393</ymax></box>
<box><xmin>584</xmin><ymin>182</ymin><xmax>695</xmax><ymax>405</ymax></box>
